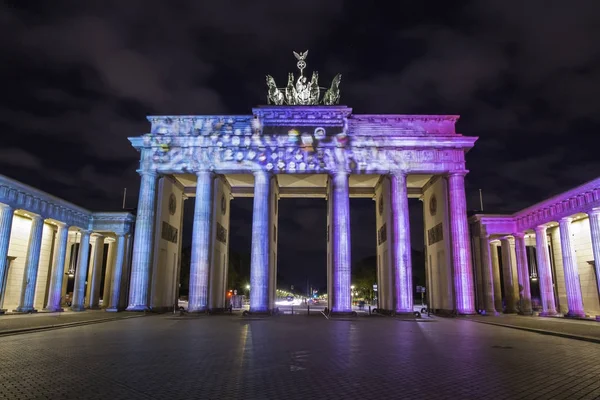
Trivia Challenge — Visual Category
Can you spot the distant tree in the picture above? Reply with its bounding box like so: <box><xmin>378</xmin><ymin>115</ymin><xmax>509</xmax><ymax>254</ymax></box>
<box><xmin>228</xmin><ymin>250</ymin><xmax>251</xmax><ymax>292</ymax></box>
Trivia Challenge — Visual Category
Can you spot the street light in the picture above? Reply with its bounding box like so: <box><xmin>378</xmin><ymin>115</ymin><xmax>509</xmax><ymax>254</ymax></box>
<box><xmin>245</xmin><ymin>284</ymin><xmax>250</xmax><ymax>290</ymax></box>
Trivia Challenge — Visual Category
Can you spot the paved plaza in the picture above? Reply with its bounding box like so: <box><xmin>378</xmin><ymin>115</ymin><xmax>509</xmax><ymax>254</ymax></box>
<box><xmin>1</xmin><ymin>314</ymin><xmax>600</xmax><ymax>399</ymax></box>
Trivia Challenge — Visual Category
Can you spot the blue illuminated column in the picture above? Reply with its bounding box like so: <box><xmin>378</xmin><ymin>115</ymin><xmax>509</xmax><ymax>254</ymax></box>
<box><xmin>106</xmin><ymin>233</ymin><xmax>127</xmax><ymax>312</ymax></box>
<box><xmin>188</xmin><ymin>170</ymin><xmax>214</xmax><ymax>312</ymax></box>
<box><xmin>71</xmin><ymin>230</ymin><xmax>91</xmax><ymax>311</ymax></box>
<box><xmin>44</xmin><ymin>222</ymin><xmax>69</xmax><ymax>312</ymax></box>
<box><xmin>558</xmin><ymin>218</ymin><xmax>585</xmax><ymax>317</ymax></box>
<box><xmin>331</xmin><ymin>170</ymin><xmax>352</xmax><ymax>313</ymax></box>
<box><xmin>534</xmin><ymin>225</ymin><xmax>557</xmax><ymax>316</ymax></box>
<box><xmin>15</xmin><ymin>214</ymin><xmax>45</xmax><ymax>312</ymax></box>
<box><xmin>0</xmin><ymin>204</ymin><xmax>14</xmax><ymax>312</ymax></box>
<box><xmin>513</xmin><ymin>233</ymin><xmax>532</xmax><ymax>315</ymax></box>
<box><xmin>127</xmin><ymin>171</ymin><xmax>158</xmax><ymax>311</ymax></box>
<box><xmin>448</xmin><ymin>171</ymin><xmax>476</xmax><ymax>314</ymax></box>
<box><xmin>479</xmin><ymin>232</ymin><xmax>497</xmax><ymax>314</ymax></box>
<box><xmin>250</xmin><ymin>170</ymin><xmax>270</xmax><ymax>313</ymax></box>
<box><xmin>390</xmin><ymin>172</ymin><xmax>413</xmax><ymax>313</ymax></box>
<box><xmin>588</xmin><ymin>209</ymin><xmax>600</xmax><ymax>299</ymax></box>
<box><xmin>87</xmin><ymin>234</ymin><xmax>105</xmax><ymax>309</ymax></box>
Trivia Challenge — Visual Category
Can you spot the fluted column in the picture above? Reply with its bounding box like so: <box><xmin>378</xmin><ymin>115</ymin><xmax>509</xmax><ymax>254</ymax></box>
<box><xmin>513</xmin><ymin>233</ymin><xmax>532</xmax><ymax>315</ymax></box>
<box><xmin>479</xmin><ymin>234</ymin><xmax>497</xmax><ymax>314</ymax></box>
<box><xmin>15</xmin><ymin>214</ymin><xmax>45</xmax><ymax>312</ymax></box>
<box><xmin>71</xmin><ymin>230</ymin><xmax>91</xmax><ymax>311</ymax></box>
<box><xmin>588</xmin><ymin>208</ymin><xmax>600</xmax><ymax>299</ymax></box>
<box><xmin>106</xmin><ymin>233</ymin><xmax>127</xmax><ymax>312</ymax></box>
<box><xmin>188</xmin><ymin>170</ymin><xmax>214</xmax><ymax>312</ymax></box>
<box><xmin>0</xmin><ymin>204</ymin><xmax>14</xmax><ymax>312</ymax></box>
<box><xmin>558</xmin><ymin>218</ymin><xmax>585</xmax><ymax>317</ymax></box>
<box><xmin>127</xmin><ymin>171</ymin><xmax>158</xmax><ymax>311</ymax></box>
<box><xmin>390</xmin><ymin>172</ymin><xmax>412</xmax><ymax>313</ymax></box>
<box><xmin>331</xmin><ymin>170</ymin><xmax>352</xmax><ymax>314</ymax></box>
<box><xmin>490</xmin><ymin>241</ymin><xmax>503</xmax><ymax>311</ymax></box>
<box><xmin>534</xmin><ymin>225</ymin><xmax>557</xmax><ymax>316</ymax></box>
<box><xmin>448</xmin><ymin>171</ymin><xmax>475</xmax><ymax>314</ymax></box>
<box><xmin>102</xmin><ymin>239</ymin><xmax>117</xmax><ymax>307</ymax></box>
<box><xmin>87</xmin><ymin>235</ymin><xmax>105</xmax><ymax>309</ymax></box>
<box><xmin>500</xmin><ymin>238</ymin><xmax>518</xmax><ymax>313</ymax></box>
<box><xmin>250</xmin><ymin>170</ymin><xmax>270</xmax><ymax>313</ymax></box>
<box><xmin>44</xmin><ymin>223</ymin><xmax>69</xmax><ymax>311</ymax></box>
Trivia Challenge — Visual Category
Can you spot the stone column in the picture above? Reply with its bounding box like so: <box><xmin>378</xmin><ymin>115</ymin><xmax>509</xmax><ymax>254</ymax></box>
<box><xmin>87</xmin><ymin>234</ymin><xmax>105</xmax><ymax>309</ymax></box>
<box><xmin>188</xmin><ymin>170</ymin><xmax>214</xmax><ymax>313</ymax></box>
<box><xmin>500</xmin><ymin>238</ymin><xmax>518</xmax><ymax>313</ymax></box>
<box><xmin>250</xmin><ymin>170</ymin><xmax>271</xmax><ymax>313</ymax></box>
<box><xmin>390</xmin><ymin>172</ymin><xmax>412</xmax><ymax>313</ymax></box>
<box><xmin>71</xmin><ymin>230</ymin><xmax>92</xmax><ymax>312</ymax></box>
<box><xmin>44</xmin><ymin>223</ymin><xmax>69</xmax><ymax>312</ymax></box>
<box><xmin>534</xmin><ymin>225</ymin><xmax>557</xmax><ymax>316</ymax></box>
<box><xmin>15</xmin><ymin>214</ymin><xmax>45</xmax><ymax>313</ymax></box>
<box><xmin>102</xmin><ymin>239</ymin><xmax>117</xmax><ymax>307</ymax></box>
<box><xmin>588</xmin><ymin>208</ymin><xmax>600</xmax><ymax>299</ymax></box>
<box><xmin>331</xmin><ymin>170</ymin><xmax>352</xmax><ymax>314</ymax></box>
<box><xmin>127</xmin><ymin>171</ymin><xmax>158</xmax><ymax>311</ymax></box>
<box><xmin>479</xmin><ymin>234</ymin><xmax>497</xmax><ymax>314</ymax></box>
<box><xmin>0</xmin><ymin>204</ymin><xmax>14</xmax><ymax>312</ymax></box>
<box><xmin>513</xmin><ymin>233</ymin><xmax>533</xmax><ymax>315</ymax></box>
<box><xmin>447</xmin><ymin>171</ymin><xmax>476</xmax><ymax>314</ymax></box>
<box><xmin>490</xmin><ymin>241</ymin><xmax>503</xmax><ymax>312</ymax></box>
<box><xmin>106</xmin><ymin>233</ymin><xmax>127</xmax><ymax>312</ymax></box>
<box><xmin>558</xmin><ymin>217</ymin><xmax>585</xmax><ymax>317</ymax></box>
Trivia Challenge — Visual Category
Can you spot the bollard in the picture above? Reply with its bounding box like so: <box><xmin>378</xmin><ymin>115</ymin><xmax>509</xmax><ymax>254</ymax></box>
<box><xmin>307</xmin><ymin>305</ymin><xmax>310</xmax><ymax>316</ymax></box>
<box><xmin>368</xmin><ymin>305</ymin><xmax>371</xmax><ymax>315</ymax></box>
<box><xmin>291</xmin><ymin>305</ymin><xmax>294</xmax><ymax>315</ymax></box>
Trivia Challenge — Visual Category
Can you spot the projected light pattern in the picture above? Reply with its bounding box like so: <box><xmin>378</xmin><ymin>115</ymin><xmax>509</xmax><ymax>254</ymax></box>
<box><xmin>127</xmin><ymin>172</ymin><xmax>157</xmax><ymax>311</ymax></box>
<box><xmin>513</xmin><ymin>233</ymin><xmax>532</xmax><ymax>314</ymax></box>
<box><xmin>534</xmin><ymin>225</ymin><xmax>557</xmax><ymax>316</ymax></box>
<box><xmin>448</xmin><ymin>172</ymin><xmax>476</xmax><ymax>315</ymax></box>
<box><xmin>558</xmin><ymin>218</ymin><xmax>586</xmax><ymax>317</ymax></box>
<box><xmin>107</xmin><ymin>234</ymin><xmax>127</xmax><ymax>311</ymax></box>
<box><xmin>589</xmin><ymin>209</ymin><xmax>600</xmax><ymax>298</ymax></box>
<box><xmin>44</xmin><ymin>223</ymin><xmax>69</xmax><ymax>311</ymax></box>
<box><xmin>250</xmin><ymin>170</ymin><xmax>270</xmax><ymax>312</ymax></box>
<box><xmin>0</xmin><ymin>204</ymin><xmax>14</xmax><ymax>310</ymax></box>
<box><xmin>479</xmin><ymin>233</ymin><xmax>497</xmax><ymax>314</ymax></box>
<box><xmin>391</xmin><ymin>172</ymin><xmax>413</xmax><ymax>313</ymax></box>
<box><xmin>331</xmin><ymin>171</ymin><xmax>351</xmax><ymax>313</ymax></box>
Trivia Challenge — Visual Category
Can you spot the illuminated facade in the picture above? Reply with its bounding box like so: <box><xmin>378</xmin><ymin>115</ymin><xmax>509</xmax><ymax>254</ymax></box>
<box><xmin>470</xmin><ymin>179</ymin><xmax>600</xmax><ymax>318</ymax></box>
<box><xmin>127</xmin><ymin>106</ymin><xmax>478</xmax><ymax>315</ymax></box>
<box><xmin>0</xmin><ymin>175</ymin><xmax>134</xmax><ymax>314</ymax></box>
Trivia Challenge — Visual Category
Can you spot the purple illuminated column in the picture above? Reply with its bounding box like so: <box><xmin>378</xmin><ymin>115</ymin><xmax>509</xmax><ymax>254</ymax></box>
<box><xmin>250</xmin><ymin>170</ymin><xmax>270</xmax><ymax>313</ymax></box>
<box><xmin>106</xmin><ymin>233</ymin><xmax>127</xmax><ymax>312</ymax></box>
<box><xmin>513</xmin><ymin>233</ymin><xmax>533</xmax><ymax>315</ymax></box>
<box><xmin>87</xmin><ymin>235</ymin><xmax>105</xmax><ymax>309</ymax></box>
<box><xmin>390</xmin><ymin>172</ymin><xmax>412</xmax><ymax>313</ymax></box>
<box><xmin>15</xmin><ymin>214</ymin><xmax>45</xmax><ymax>313</ymax></box>
<box><xmin>331</xmin><ymin>170</ymin><xmax>352</xmax><ymax>313</ymax></box>
<box><xmin>44</xmin><ymin>223</ymin><xmax>69</xmax><ymax>311</ymax></box>
<box><xmin>0</xmin><ymin>204</ymin><xmax>14</xmax><ymax>312</ymax></box>
<box><xmin>188</xmin><ymin>170</ymin><xmax>214</xmax><ymax>313</ymax></box>
<box><xmin>127</xmin><ymin>171</ymin><xmax>158</xmax><ymax>311</ymax></box>
<box><xmin>448</xmin><ymin>171</ymin><xmax>476</xmax><ymax>314</ymax></box>
<box><xmin>71</xmin><ymin>229</ymin><xmax>91</xmax><ymax>312</ymax></box>
<box><xmin>588</xmin><ymin>208</ymin><xmax>600</xmax><ymax>299</ymax></box>
<box><xmin>534</xmin><ymin>225</ymin><xmax>557</xmax><ymax>316</ymax></box>
<box><xmin>479</xmin><ymin>234</ymin><xmax>497</xmax><ymax>314</ymax></box>
<box><xmin>558</xmin><ymin>218</ymin><xmax>585</xmax><ymax>317</ymax></box>
<box><xmin>500</xmin><ymin>238</ymin><xmax>517</xmax><ymax>313</ymax></box>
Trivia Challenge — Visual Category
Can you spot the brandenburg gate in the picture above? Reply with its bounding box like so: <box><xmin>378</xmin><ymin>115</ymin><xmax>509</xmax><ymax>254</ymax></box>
<box><xmin>126</xmin><ymin>52</ymin><xmax>478</xmax><ymax>315</ymax></box>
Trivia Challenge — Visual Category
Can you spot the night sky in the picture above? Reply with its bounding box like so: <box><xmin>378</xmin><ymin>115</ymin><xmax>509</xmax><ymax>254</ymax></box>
<box><xmin>2</xmin><ymin>2</ymin><xmax>599</xmax><ymax>291</ymax></box>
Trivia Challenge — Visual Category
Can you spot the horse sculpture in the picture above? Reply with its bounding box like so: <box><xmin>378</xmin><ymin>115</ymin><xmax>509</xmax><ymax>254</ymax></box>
<box><xmin>266</xmin><ymin>75</ymin><xmax>284</xmax><ymax>105</ymax></box>
<box><xmin>323</xmin><ymin>73</ymin><xmax>342</xmax><ymax>105</ymax></box>
<box><xmin>285</xmin><ymin>72</ymin><xmax>297</xmax><ymax>105</ymax></box>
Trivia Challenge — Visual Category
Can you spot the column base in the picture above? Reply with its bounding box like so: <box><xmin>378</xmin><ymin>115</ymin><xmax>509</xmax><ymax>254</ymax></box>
<box><xmin>539</xmin><ymin>311</ymin><xmax>558</xmax><ymax>317</ymax></box>
<box><xmin>518</xmin><ymin>310</ymin><xmax>534</xmax><ymax>316</ymax></box>
<box><xmin>0</xmin><ymin>309</ymin><xmax>7</xmax><ymax>315</ymax></box>
<box><xmin>105</xmin><ymin>307</ymin><xmax>122</xmax><ymax>313</ymax></box>
<box><xmin>481</xmin><ymin>309</ymin><xmax>500</xmax><ymax>316</ymax></box>
<box><xmin>70</xmin><ymin>305</ymin><xmax>86</xmax><ymax>312</ymax></box>
<box><xmin>87</xmin><ymin>306</ymin><xmax>102</xmax><ymax>310</ymax></box>
<box><xmin>42</xmin><ymin>307</ymin><xmax>64</xmax><ymax>312</ymax></box>
<box><xmin>126</xmin><ymin>305</ymin><xmax>150</xmax><ymax>312</ymax></box>
<box><xmin>565</xmin><ymin>311</ymin><xmax>587</xmax><ymax>318</ymax></box>
<box><xmin>208</xmin><ymin>307</ymin><xmax>233</xmax><ymax>315</ymax></box>
<box><xmin>13</xmin><ymin>307</ymin><xmax>38</xmax><ymax>313</ymax></box>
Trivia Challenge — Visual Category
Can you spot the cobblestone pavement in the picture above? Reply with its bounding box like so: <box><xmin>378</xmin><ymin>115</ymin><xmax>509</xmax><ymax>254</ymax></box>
<box><xmin>469</xmin><ymin>314</ymin><xmax>600</xmax><ymax>341</ymax></box>
<box><xmin>1</xmin><ymin>315</ymin><xmax>599</xmax><ymax>400</ymax></box>
<box><xmin>0</xmin><ymin>310</ymin><xmax>143</xmax><ymax>334</ymax></box>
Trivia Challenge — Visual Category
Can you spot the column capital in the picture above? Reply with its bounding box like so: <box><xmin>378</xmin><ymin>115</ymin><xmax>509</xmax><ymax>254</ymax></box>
<box><xmin>0</xmin><ymin>203</ymin><xmax>13</xmax><ymax>211</ymax></box>
<box><xmin>137</xmin><ymin>169</ymin><xmax>158</xmax><ymax>178</ymax></box>
<box><xmin>330</xmin><ymin>169</ymin><xmax>349</xmax><ymax>177</ymax></box>
<box><xmin>588</xmin><ymin>208</ymin><xmax>600</xmax><ymax>217</ymax></box>
<box><xmin>534</xmin><ymin>225</ymin><xmax>548</xmax><ymax>234</ymax></box>
<box><xmin>512</xmin><ymin>232</ymin><xmax>525</xmax><ymax>239</ymax></box>
<box><xmin>559</xmin><ymin>216</ymin><xmax>573</xmax><ymax>224</ymax></box>
<box><xmin>389</xmin><ymin>169</ymin><xmax>408</xmax><ymax>178</ymax></box>
<box><xmin>448</xmin><ymin>169</ymin><xmax>469</xmax><ymax>177</ymax></box>
<box><xmin>78</xmin><ymin>229</ymin><xmax>92</xmax><ymax>236</ymax></box>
